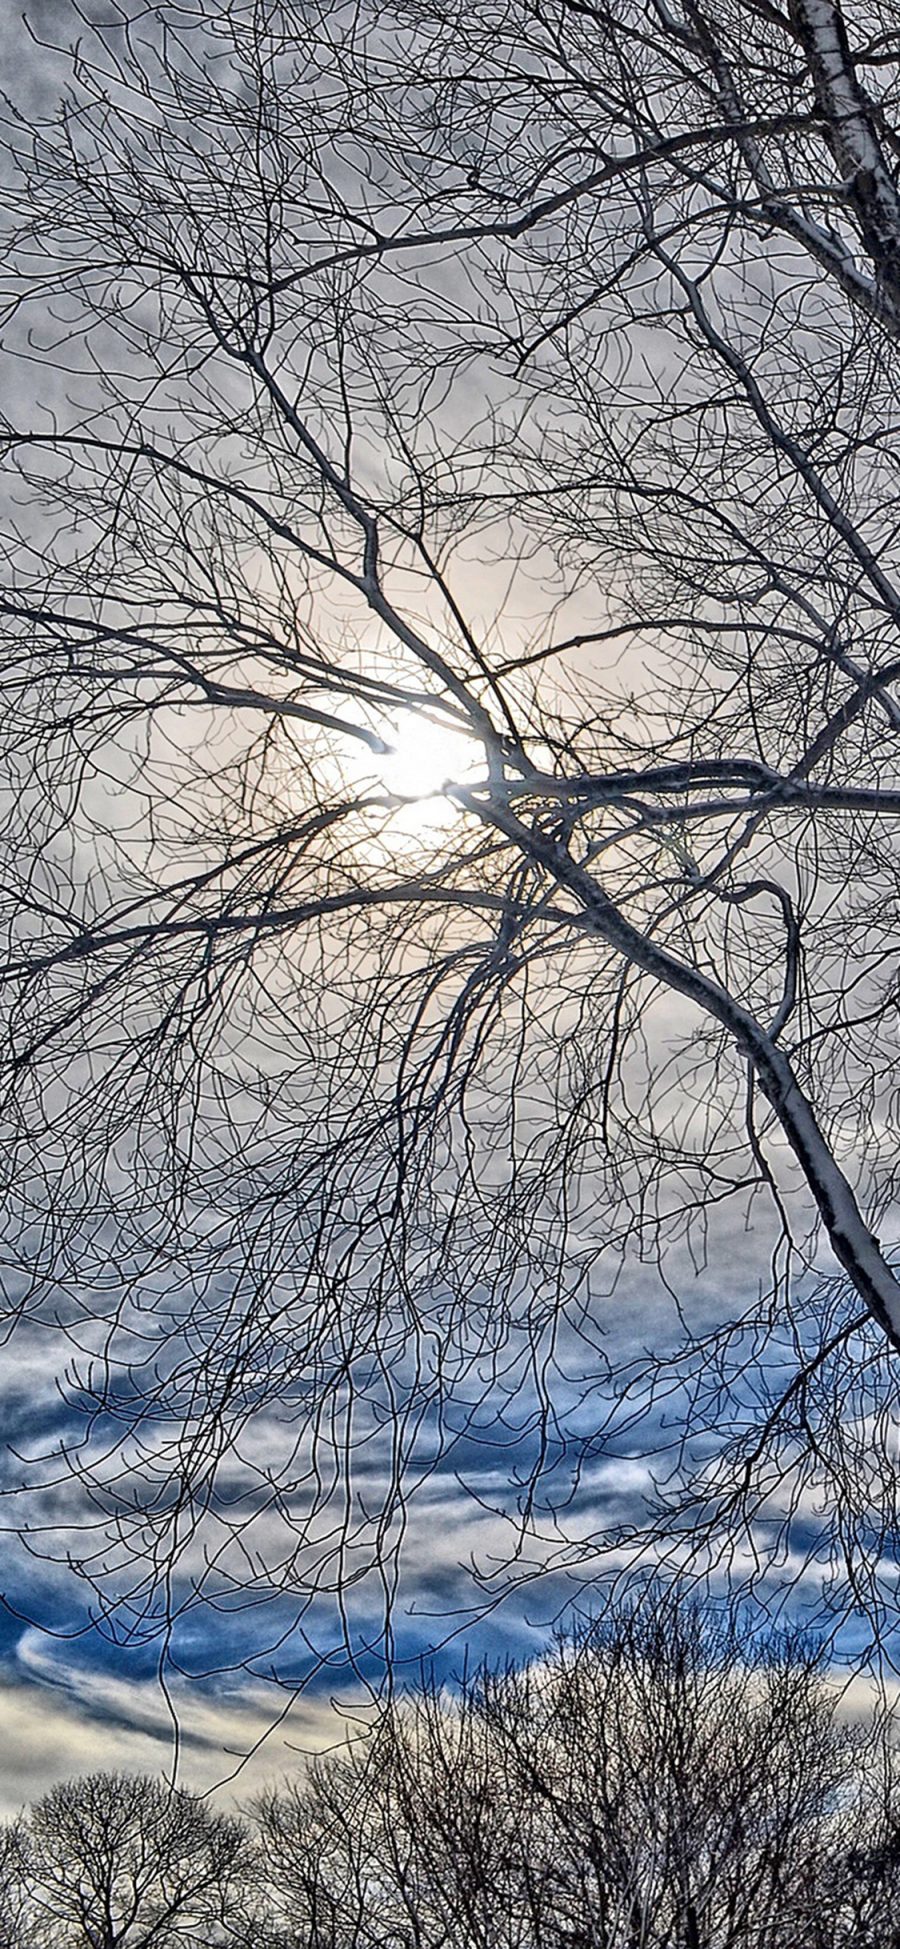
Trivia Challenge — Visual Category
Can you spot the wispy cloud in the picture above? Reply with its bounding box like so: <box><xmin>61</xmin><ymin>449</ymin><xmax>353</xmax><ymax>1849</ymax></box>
<box><xmin>0</xmin><ymin>1628</ymin><xmax>357</xmax><ymax>1816</ymax></box>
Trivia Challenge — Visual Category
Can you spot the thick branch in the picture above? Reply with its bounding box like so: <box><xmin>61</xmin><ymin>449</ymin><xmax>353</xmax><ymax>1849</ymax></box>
<box><xmin>476</xmin><ymin>795</ymin><xmax>900</xmax><ymax>1352</ymax></box>
<box><xmin>791</xmin><ymin>0</ymin><xmax>900</xmax><ymax>302</ymax></box>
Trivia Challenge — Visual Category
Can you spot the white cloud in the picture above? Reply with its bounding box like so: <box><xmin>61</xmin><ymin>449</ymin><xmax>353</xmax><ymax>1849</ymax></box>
<box><xmin>0</xmin><ymin>1633</ymin><xmax>356</xmax><ymax>1819</ymax></box>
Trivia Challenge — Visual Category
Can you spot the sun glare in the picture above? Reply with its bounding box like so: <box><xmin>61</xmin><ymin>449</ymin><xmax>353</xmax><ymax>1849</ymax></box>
<box><xmin>377</xmin><ymin>718</ymin><xmax>484</xmax><ymax>824</ymax></box>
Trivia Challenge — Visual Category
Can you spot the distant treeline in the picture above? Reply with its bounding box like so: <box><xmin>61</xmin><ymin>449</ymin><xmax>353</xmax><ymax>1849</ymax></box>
<box><xmin>2</xmin><ymin>1594</ymin><xmax>899</xmax><ymax>1947</ymax></box>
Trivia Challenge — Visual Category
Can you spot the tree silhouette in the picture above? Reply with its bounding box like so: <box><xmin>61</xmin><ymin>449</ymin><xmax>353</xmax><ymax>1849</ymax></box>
<box><xmin>254</xmin><ymin>1591</ymin><xmax>900</xmax><ymax>1949</ymax></box>
<box><xmin>3</xmin><ymin>1771</ymin><xmax>256</xmax><ymax>1948</ymax></box>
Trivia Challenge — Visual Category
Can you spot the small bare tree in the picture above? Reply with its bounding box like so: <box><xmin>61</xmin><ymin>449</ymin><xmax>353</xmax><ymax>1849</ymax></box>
<box><xmin>3</xmin><ymin>0</ymin><xmax>900</xmax><ymax>1675</ymax></box>
<box><xmin>0</xmin><ymin>1824</ymin><xmax>36</xmax><ymax>1949</ymax></box>
<box><xmin>4</xmin><ymin>1771</ymin><xmax>258</xmax><ymax>1949</ymax></box>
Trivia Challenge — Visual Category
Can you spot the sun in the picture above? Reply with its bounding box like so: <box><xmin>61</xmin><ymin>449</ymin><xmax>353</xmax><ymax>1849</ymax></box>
<box><xmin>377</xmin><ymin>716</ymin><xmax>485</xmax><ymax>820</ymax></box>
<box><xmin>338</xmin><ymin>712</ymin><xmax>487</xmax><ymax>855</ymax></box>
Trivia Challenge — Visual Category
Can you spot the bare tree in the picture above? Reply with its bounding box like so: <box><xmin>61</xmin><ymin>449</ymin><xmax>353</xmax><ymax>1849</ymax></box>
<box><xmin>3</xmin><ymin>0</ymin><xmax>900</xmax><ymax>1678</ymax></box>
<box><xmin>0</xmin><ymin>1823</ymin><xmax>37</xmax><ymax>1949</ymax></box>
<box><xmin>254</xmin><ymin>1589</ymin><xmax>900</xmax><ymax>1949</ymax></box>
<box><xmin>3</xmin><ymin>1771</ymin><xmax>259</xmax><ymax>1949</ymax></box>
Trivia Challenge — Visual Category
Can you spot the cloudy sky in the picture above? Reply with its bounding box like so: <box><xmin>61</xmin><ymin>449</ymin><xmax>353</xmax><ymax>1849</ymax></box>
<box><xmin>3</xmin><ymin>0</ymin><xmax>900</xmax><ymax>1821</ymax></box>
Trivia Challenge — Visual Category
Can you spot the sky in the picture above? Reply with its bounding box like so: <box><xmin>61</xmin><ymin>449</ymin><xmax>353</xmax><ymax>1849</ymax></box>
<box><xmin>3</xmin><ymin>0</ymin><xmax>900</xmax><ymax>1822</ymax></box>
